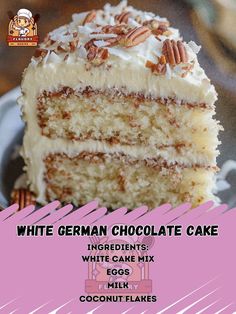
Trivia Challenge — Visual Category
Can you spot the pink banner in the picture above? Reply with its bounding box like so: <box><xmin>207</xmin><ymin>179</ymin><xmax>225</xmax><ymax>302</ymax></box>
<box><xmin>0</xmin><ymin>201</ymin><xmax>235</xmax><ymax>313</ymax></box>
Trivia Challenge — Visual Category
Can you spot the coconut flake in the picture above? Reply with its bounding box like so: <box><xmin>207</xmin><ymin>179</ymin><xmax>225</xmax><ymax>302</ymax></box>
<box><xmin>152</xmin><ymin>50</ymin><xmax>162</xmax><ymax>58</ymax></box>
<box><xmin>108</xmin><ymin>15</ymin><xmax>115</xmax><ymax>26</ymax></box>
<box><xmin>103</xmin><ymin>3</ymin><xmax>112</xmax><ymax>12</ymax></box>
<box><xmin>65</xmin><ymin>54</ymin><xmax>75</xmax><ymax>64</ymax></box>
<box><xmin>108</xmin><ymin>47</ymin><xmax>131</xmax><ymax>60</ymax></box>
<box><xmin>49</xmin><ymin>26</ymin><xmax>68</xmax><ymax>41</ymax></box>
<box><xmin>43</xmin><ymin>49</ymin><xmax>51</xmax><ymax>64</ymax></box>
<box><xmin>93</xmin><ymin>40</ymin><xmax>110</xmax><ymax>47</ymax></box>
<box><xmin>115</xmin><ymin>0</ymin><xmax>128</xmax><ymax>11</ymax></box>
<box><xmin>165</xmin><ymin>63</ymin><xmax>172</xmax><ymax>79</ymax></box>
<box><xmin>143</xmin><ymin>12</ymin><xmax>155</xmax><ymax>21</ymax></box>
<box><xmin>31</xmin><ymin>57</ymin><xmax>38</xmax><ymax>66</ymax></box>
<box><xmin>173</xmin><ymin>64</ymin><xmax>183</xmax><ymax>75</ymax></box>
<box><xmin>61</xmin><ymin>34</ymin><xmax>74</xmax><ymax>43</ymax></box>
<box><xmin>47</xmin><ymin>51</ymin><xmax>61</xmax><ymax>63</ymax></box>
<box><xmin>155</xmin><ymin>16</ymin><xmax>168</xmax><ymax>22</ymax></box>
<box><xmin>188</xmin><ymin>40</ymin><xmax>201</xmax><ymax>54</ymax></box>
<box><xmin>72</xmin><ymin>12</ymin><xmax>87</xmax><ymax>24</ymax></box>
<box><xmin>77</xmin><ymin>45</ymin><xmax>87</xmax><ymax>59</ymax></box>
<box><xmin>89</xmin><ymin>33</ymin><xmax>117</xmax><ymax>39</ymax></box>
<box><xmin>104</xmin><ymin>1</ymin><xmax>127</xmax><ymax>16</ymax></box>
<box><xmin>78</xmin><ymin>25</ymin><xmax>92</xmax><ymax>35</ymax></box>
<box><xmin>128</xmin><ymin>18</ymin><xmax>141</xmax><ymax>27</ymax></box>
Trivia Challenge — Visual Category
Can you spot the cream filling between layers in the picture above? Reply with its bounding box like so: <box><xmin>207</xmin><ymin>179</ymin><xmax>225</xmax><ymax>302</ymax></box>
<box><xmin>22</xmin><ymin>135</ymin><xmax>217</xmax><ymax>204</ymax></box>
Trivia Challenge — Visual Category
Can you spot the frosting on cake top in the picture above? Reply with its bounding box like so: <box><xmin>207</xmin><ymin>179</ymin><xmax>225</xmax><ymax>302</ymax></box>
<box><xmin>32</xmin><ymin>0</ymin><xmax>203</xmax><ymax>80</ymax></box>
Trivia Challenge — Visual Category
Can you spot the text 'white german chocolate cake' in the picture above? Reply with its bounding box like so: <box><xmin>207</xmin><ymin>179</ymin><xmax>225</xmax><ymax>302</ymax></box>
<box><xmin>19</xmin><ymin>1</ymin><xmax>222</xmax><ymax>209</ymax></box>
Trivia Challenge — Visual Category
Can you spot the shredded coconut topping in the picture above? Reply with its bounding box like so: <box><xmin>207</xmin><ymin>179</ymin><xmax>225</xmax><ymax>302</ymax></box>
<box><xmin>188</xmin><ymin>41</ymin><xmax>201</xmax><ymax>54</ymax></box>
<box><xmin>30</xmin><ymin>0</ymin><xmax>201</xmax><ymax>78</ymax></box>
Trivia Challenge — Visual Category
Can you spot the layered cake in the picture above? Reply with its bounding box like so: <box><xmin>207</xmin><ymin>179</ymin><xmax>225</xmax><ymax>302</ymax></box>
<box><xmin>19</xmin><ymin>1</ymin><xmax>222</xmax><ymax>209</ymax></box>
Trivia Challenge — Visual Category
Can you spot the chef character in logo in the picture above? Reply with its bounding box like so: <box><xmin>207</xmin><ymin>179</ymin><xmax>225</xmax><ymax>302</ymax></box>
<box><xmin>13</xmin><ymin>9</ymin><xmax>33</xmax><ymax>37</ymax></box>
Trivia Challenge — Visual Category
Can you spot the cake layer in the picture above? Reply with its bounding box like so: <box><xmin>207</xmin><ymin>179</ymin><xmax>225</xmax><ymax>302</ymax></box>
<box><xmin>44</xmin><ymin>152</ymin><xmax>217</xmax><ymax>209</ymax></box>
<box><xmin>37</xmin><ymin>88</ymin><xmax>220</xmax><ymax>165</ymax></box>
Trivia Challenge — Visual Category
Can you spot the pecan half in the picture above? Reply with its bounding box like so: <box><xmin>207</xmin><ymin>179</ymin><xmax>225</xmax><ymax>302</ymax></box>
<box><xmin>11</xmin><ymin>188</ymin><xmax>36</xmax><ymax>211</ymax></box>
<box><xmin>120</xmin><ymin>26</ymin><xmax>151</xmax><ymax>48</ymax></box>
<box><xmin>115</xmin><ymin>11</ymin><xmax>131</xmax><ymax>24</ymax></box>
<box><xmin>82</xmin><ymin>10</ymin><xmax>96</xmax><ymax>25</ymax></box>
<box><xmin>162</xmin><ymin>39</ymin><xmax>188</xmax><ymax>66</ymax></box>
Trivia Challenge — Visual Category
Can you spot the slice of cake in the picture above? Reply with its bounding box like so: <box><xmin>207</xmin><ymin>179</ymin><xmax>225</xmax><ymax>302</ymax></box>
<box><xmin>19</xmin><ymin>1</ymin><xmax>222</xmax><ymax>209</ymax></box>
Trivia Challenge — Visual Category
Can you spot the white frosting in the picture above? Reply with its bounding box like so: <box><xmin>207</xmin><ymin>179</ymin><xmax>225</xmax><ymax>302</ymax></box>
<box><xmin>23</xmin><ymin>0</ymin><xmax>217</xmax><ymax>105</ymax></box>
<box><xmin>19</xmin><ymin>1</ymin><xmax>219</xmax><ymax>203</ymax></box>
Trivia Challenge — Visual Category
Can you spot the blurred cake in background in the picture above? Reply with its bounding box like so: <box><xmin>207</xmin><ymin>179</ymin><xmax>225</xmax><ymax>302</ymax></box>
<box><xmin>213</xmin><ymin>0</ymin><xmax>236</xmax><ymax>52</ymax></box>
<box><xmin>188</xmin><ymin>0</ymin><xmax>236</xmax><ymax>76</ymax></box>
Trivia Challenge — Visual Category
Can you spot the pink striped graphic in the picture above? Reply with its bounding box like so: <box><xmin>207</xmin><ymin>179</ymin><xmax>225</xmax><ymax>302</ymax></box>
<box><xmin>0</xmin><ymin>201</ymin><xmax>235</xmax><ymax>313</ymax></box>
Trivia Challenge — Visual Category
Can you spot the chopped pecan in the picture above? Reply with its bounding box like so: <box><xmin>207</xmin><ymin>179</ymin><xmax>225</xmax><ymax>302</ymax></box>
<box><xmin>105</xmin><ymin>36</ymin><xmax>121</xmax><ymax>47</ymax></box>
<box><xmin>84</xmin><ymin>39</ymin><xmax>96</xmax><ymax>50</ymax></box>
<box><xmin>180</xmin><ymin>61</ymin><xmax>194</xmax><ymax>77</ymax></box>
<box><xmin>120</xmin><ymin>26</ymin><xmax>151</xmax><ymax>48</ymax></box>
<box><xmin>87</xmin><ymin>45</ymin><xmax>98</xmax><ymax>61</ymax></box>
<box><xmin>145</xmin><ymin>59</ymin><xmax>166</xmax><ymax>75</ymax></box>
<box><xmin>64</xmin><ymin>54</ymin><xmax>69</xmax><ymax>61</ymax></box>
<box><xmin>69</xmin><ymin>38</ymin><xmax>79</xmax><ymax>52</ymax></box>
<box><xmin>162</xmin><ymin>39</ymin><xmax>188</xmax><ymax>66</ymax></box>
<box><xmin>115</xmin><ymin>11</ymin><xmax>131</xmax><ymax>24</ymax></box>
<box><xmin>102</xmin><ymin>24</ymin><xmax>130</xmax><ymax>35</ymax></box>
<box><xmin>82</xmin><ymin>10</ymin><xmax>96</xmax><ymax>25</ymax></box>
<box><xmin>143</xmin><ymin>19</ymin><xmax>160</xmax><ymax>30</ymax></box>
<box><xmin>11</xmin><ymin>188</ymin><xmax>36</xmax><ymax>211</ymax></box>
<box><xmin>85</xmin><ymin>40</ymin><xmax>109</xmax><ymax>66</ymax></box>
<box><xmin>154</xmin><ymin>24</ymin><xmax>168</xmax><ymax>36</ymax></box>
<box><xmin>88</xmin><ymin>30</ymin><xmax>121</xmax><ymax>47</ymax></box>
<box><xmin>135</xmin><ymin>15</ymin><xmax>142</xmax><ymax>24</ymax></box>
<box><xmin>57</xmin><ymin>45</ymin><xmax>67</xmax><ymax>53</ymax></box>
<box><xmin>143</xmin><ymin>19</ymin><xmax>171</xmax><ymax>36</ymax></box>
<box><xmin>34</xmin><ymin>48</ymin><xmax>48</xmax><ymax>58</ymax></box>
<box><xmin>159</xmin><ymin>55</ymin><xmax>167</xmax><ymax>65</ymax></box>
